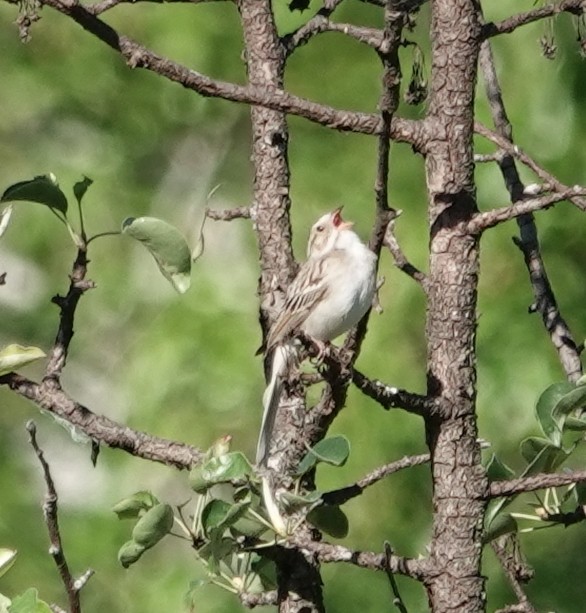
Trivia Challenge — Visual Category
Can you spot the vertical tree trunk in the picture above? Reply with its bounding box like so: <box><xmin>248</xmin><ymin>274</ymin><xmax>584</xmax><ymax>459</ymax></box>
<box><xmin>423</xmin><ymin>0</ymin><xmax>488</xmax><ymax>610</ymax></box>
<box><xmin>237</xmin><ymin>2</ymin><xmax>324</xmax><ymax>611</ymax></box>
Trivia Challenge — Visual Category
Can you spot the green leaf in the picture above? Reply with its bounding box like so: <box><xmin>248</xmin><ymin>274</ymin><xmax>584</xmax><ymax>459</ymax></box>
<box><xmin>0</xmin><ymin>549</ymin><xmax>16</xmax><ymax>579</ymax></box>
<box><xmin>73</xmin><ymin>176</ymin><xmax>93</xmax><ymax>205</ymax></box>
<box><xmin>0</xmin><ymin>206</ymin><xmax>12</xmax><ymax>239</ymax></box>
<box><xmin>535</xmin><ymin>382</ymin><xmax>575</xmax><ymax>446</ymax></box>
<box><xmin>297</xmin><ymin>436</ymin><xmax>350</xmax><ymax>475</ymax></box>
<box><xmin>189</xmin><ymin>452</ymin><xmax>253</xmax><ymax>493</ymax></box>
<box><xmin>117</xmin><ymin>540</ymin><xmax>146</xmax><ymax>569</ymax></box>
<box><xmin>0</xmin><ymin>345</ymin><xmax>45</xmax><ymax>376</ymax></box>
<box><xmin>553</xmin><ymin>384</ymin><xmax>586</xmax><ymax>418</ymax></box>
<box><xmin>1</xmin><ymin>175</ymin><xmax>68</xmax><ymax>215</ymax></box>
<box><xmin>251</xmin><ymin>556</ymin><xmax>277</xmax><ymax>590</ymax></box>
<box><xmin>563</xmin><ymin>416</ymin><xmax>586</xmax><ymax>431</ymax></box>
<box><xmin>7</xmin><ymin>588</ymin><xmax>52</xmax><ymax>613</ymax></box>
<box><xmin>483</xmin><ymin>513</ymin><xmax>518</xmax><ymax>544</ymax></box>
<box><xmin>122</xmin><ymin>216</ymin><xmax>192</xmax><ymax>294</ymax></box>
<box><xmin>112</xmin><ymin>491</ymin><xmax>159</xmax><ymax>520</ymax></box>
<box><xmin>131</xmin><ymin>503</ymin><xmax>174</xmax><ymax>548</ymax></box>
<box><xmin>201</xmin><ymin>500</ymin><xmax>250</xmax><ymax>536</ymax></box>
<box><xmin>575</xmin><ymin>482</ymin><xmax>586</xmax><ymax>505</ymax></box>
<box><xmin>307</xmin><ymin>505</ymin><xmax>349</xmax><ymax>539</ymax></box>
<box><xmin>520</xmin><ymin>437</ymin><xmax>569</xmax><ymax>475</ymax></box>
<box><xmin>280</xmin><ymin>490</ymin><xmax>322</xmax><ymax>512</ymax></box>
<box><xmin>485</xmin><ymin>454</ymin><xmax>514</xmax><ymax>482</ymax></box>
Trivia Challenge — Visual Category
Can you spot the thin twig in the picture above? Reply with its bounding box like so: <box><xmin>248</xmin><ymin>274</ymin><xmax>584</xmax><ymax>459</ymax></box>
<box><xmin>383</xmin><ymin>216</ymin><xmax>428</xmax><ymax>290</ymax></box>
<box><xmin>351</xmin><ymin>368</ymin><xmax>432</xmax><ymax>415</ymax></box>
<box><xmin>482</xmin><ymin>0</ymin><xmax>585</xmax><ymax>39</ymax></box>
<box><xmin>384</xmin><ymin>542</ymin><xmax>409</xmax><ymax>613</ymax></box>
<box><xmin>322</xmin><ymin>453</ymin><xmax>429</xmax><ymax>506</ymax></box>
<box><xmin>478</xmin><ymin>36</ymin><xmax>583</xmax><ymax>382</ymax></box>
<box><xmin>90</xmin><ymin>0</ymin><xmax>221</xmax><ymax>15</ymax></box>
<box><xmin>205</xmin><ymin>206</ymin><xmax>251</xmax><ymax>221</ymax></box>
<box><xmin>27</xmin><ymin>421</ymin><xmax>94</xmax><ymax>613</ymax></box>
<box><xmin>491</xmin><ymin>539</ymin><xmax>536</xmax><ymax>613</ymax></box>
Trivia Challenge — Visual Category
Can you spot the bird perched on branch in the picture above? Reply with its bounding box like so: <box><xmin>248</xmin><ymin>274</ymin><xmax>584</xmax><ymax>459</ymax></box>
<box><xmin>256</xmin><ymin>207</ymin><xmax>377</xmax><ymax>465</ymax></box>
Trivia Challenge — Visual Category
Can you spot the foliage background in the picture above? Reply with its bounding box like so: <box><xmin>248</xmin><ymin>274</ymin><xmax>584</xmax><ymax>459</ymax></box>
<box><xmin>0</xmin><ymin>1</ymin><xmax>585</xmax><ymax>610</ymax></box>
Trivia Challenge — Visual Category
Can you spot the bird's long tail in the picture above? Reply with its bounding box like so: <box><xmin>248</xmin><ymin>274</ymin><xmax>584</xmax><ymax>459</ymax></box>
<box><xmin>256</xmin><ymin>344</ymin><xmax>296</xmax><ymax>465</ymax></box>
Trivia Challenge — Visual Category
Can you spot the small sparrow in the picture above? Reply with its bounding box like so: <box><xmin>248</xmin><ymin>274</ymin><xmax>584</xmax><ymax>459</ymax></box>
<box><xmin>257</xmin><ymin>207</ymin><xmax>377</xmax><ymax>465</ymax></box>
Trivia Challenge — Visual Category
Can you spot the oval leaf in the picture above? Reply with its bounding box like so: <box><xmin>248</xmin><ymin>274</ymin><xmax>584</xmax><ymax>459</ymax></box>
<box><xmin>201</xmin><ymin>500</ymin><xmax>250</xmax><ymax>536</ymax></box>
<box><xmin>189</xmin><ymin>452</ymin><xmax>253</xmax><ymax>493</ymax></box>
<box><xmin>536</xmin><ymin>382</ymin><xmax>574</xmax><ymax>446</ymax></box>
<box><xmin>118</xmin><ymin>540</ymin><xmax>146</xmax><ymax>569</ymax></box>
<box><xmin>307</xmin><ymin>505</ymin><xmax>349</xmax><ymax>539</ymax></box>
<box><xmin>112</xmin><ymin>491</ymin><xmax>159</xmax><ymax>520</ymax></box>
<box><xmin>7</xmin><ymin>588</ymin><xmax>52</xmax><ymax>613</ymax></box>
<box><xmin>131</xmin><ymin>503</ymin><xmax>174</xmax><ymax>549</ymax></box>
<box><xmin>0</xmin><ymin>549</ymin><xmax>17</xmax><ymax>579</ymax></box>
<box><xmin>297</xmin><ymin>435</ymin><xmax>350</xmax><ymax>476</ymax></box>
<box><xmin>73</xmin><ymin>176</ymin><xmax>93</xmax><ymax>205</ymax></box>
<box><xmin>553</xmin><ymin>384</ymin><xmax>586</xmax><ymax>418</ymax></box>
<box><xmin>122</xmin><ymin>216</ymin><xmax>192</xmax><ymax>294</ymax></box>
<box><xmin>0</xmin><ymin>344</ymin><xmax>45</xmax><ymax>376</ymax></box>
<box><xmin>520</xmin><ymin>437</ymin><xmax>569</xmax><ymax>475</ymax></box>
<box><xmin>485</xmin><ymin>453</ymin><xmax>515</xmax><ymax>482</ymax></box>
<box><xmin>483</xmin><ymin>513</ymin><xmax>518</xmax><ymax>544</ymax></box>
<box><xmin>1</xmin><ymin>175</ymin><xmax>68</xmax><ymax>215</ymax></box>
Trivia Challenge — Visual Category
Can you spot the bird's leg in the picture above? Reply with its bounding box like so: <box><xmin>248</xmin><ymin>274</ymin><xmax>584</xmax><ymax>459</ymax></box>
<box><xmin>309</xmin><ymin>339</ymin><xmax>332</xmax><ymax>365</ymax></box>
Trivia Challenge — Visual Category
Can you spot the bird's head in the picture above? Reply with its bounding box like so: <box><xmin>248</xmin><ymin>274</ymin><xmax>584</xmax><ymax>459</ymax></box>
<box><xmin>307</xmin><ymin>207</ymin><xmax>354</xmax><ymax>257</ymax></box>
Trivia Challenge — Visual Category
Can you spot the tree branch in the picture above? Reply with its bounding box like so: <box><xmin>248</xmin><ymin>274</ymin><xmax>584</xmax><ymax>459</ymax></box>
<box><xmin>322</xmin><ymin>453</ymin><xmax>430</xmax><ymax>506</ymax></box>
<box><xmin>287</xmin><ymin>535</ymin><xmax>428</xmax><ymax>580</ymax></box>
<box><xmin>22</xmin><ymin>0</ymin><xmax>423</xmax><ymax>147</ymax></box>
<box><xmin>89</xmin><ymin>0</ymin><xmax>223</xmax><ymax>15</ymax></box>
<box><xmin>2</xmin><ymin>373</ymin><xmax>203</xmax><ymax>468</ymax></box>
<box><xmin>491</xmin><ymin>539</ymin><xmax>537</xmax><ymax>613</ymax></box>
<box><xmin>488</xmin><ymin>470</ymin><xmax>586</xmax><ymax>498</ymax></box>
<box><xmin>467</xmin><ymin>187</ymin><xmax>586</xmax><ymax>233</ymax></box>
<box><xmin>205</xmin><ymin>206</ymin><xmax>251</xmax><ymax>221</ymax></box>
<box><xmin>27</xmin><ymin>421</ymin><xmax>94</xmax><ymax>613</ymax></box>
<box><xmin>383</xmin><ymin>215</ymin><xmax>428</xmax><ymax>290</ymax></box>
<box><xmin>351</xmin><ymin>368</ymin><xmax>432</xmax><ymax>416</ymax></box>
<box><xmin>482</xmin><ymin>0</ymin><xmax>586</xmax><ymax>39</ymax></box>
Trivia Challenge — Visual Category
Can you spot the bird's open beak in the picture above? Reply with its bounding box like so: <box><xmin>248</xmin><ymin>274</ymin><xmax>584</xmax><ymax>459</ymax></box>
<box><xmin>332</xmin><ymin>206</ymin><xmax>354</xmax><ymax>230</ymax></box>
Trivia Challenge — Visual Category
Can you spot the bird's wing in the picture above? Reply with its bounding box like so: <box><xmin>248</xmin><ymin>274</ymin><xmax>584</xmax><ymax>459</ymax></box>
<box><xmin>264</xmin><ymin>258</ymin><xmax>329</xmax><ymax>352</ymax></box>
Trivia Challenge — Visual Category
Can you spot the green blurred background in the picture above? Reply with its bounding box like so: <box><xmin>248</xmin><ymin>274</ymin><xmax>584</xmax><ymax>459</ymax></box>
<box><xmin>0</xmin><ymin>0</ymin><xmax>585</xmax><ymax>610</ymax></box>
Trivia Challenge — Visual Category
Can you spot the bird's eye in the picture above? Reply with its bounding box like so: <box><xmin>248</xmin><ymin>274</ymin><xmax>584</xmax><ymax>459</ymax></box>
<box><xmin>316</xmin><ymin>225</ymin><xmax>324</xmax><ymax>233</ymax></box>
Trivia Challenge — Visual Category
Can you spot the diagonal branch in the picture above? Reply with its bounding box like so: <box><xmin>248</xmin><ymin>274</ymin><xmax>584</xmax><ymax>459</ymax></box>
<box><xmin>19</xmin><ymin>0</ymin><xmax>423</xmax><ymax>147</ymax></box>
<box><xmin>383</xmin><ymin>215</ymin><xmax>428</xmax><ymax>290</ymax></box>
<box><xmin>482</xmin><ymin>0</ymin><xmax>585</xmax><ymax>39</ymax></box>
<box><xmin>322</xmin><ymin>453</ymin><xmax>430</xmax><ymax>505</ymax></box>
<box><xmin>2</xmin><ymin>373</ymin><xmax>203</xmax><ymax>468</ymax></box>
<box><xmin>467</xmin><ymin>186</ymin><xmax>586</xmax><ymax>233</ymax></box>
<box><xmin>90</xmin><ymin>0</ymin><xmax>223</xmax><ymax>15</ymax></box>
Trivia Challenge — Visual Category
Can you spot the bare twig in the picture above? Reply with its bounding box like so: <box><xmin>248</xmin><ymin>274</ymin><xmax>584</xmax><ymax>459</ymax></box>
<box><xmin>491</xmin><ymin>539</ymin><xmax>536</xmax><ymax>613</ymax></box>
<box><xmin>27</xmin><ymin>421</ymin><xmax>94</xmax><ymax>613</ymax></box>
<box><xmin>322</xmin><ymin>453</ymin><xmax>429</xmax><ymax>506</ymax></box>
<box><xmin>383</xmin><ymin>216</ymin><xmax>428</xmax><ymax>290</ymax></box>
<box><xmin>90</xmin><ymin>0</ymin><xmax>222</xmax><ymax>15</ymax></box>
<box><xmin>488</xmin><ymin>470</ymin><xmax>586</xmax><ymax>498</ymax></box>
<box><xmin>482</xmin><ymin>0</ymin><xmax>585</xmax><ymax>39</ymax></box>
<box><xmin>240</xmin><ymin>590</ymin><xmax>278</xmax><ymax>607</ymax></box>
<box><xmin>19</xmin><ymin>0</ymin><xmax>423</xmax><ymax>148</ymax></box>
<box><xmin>45</xmin><ymin>247</ymin><xmax>95</xmax><ymax>381</ymax></box>
<box><xmin>474</xmin><ymin>122</ymin><xmax>586</xmax><ymax>212</ymax></box>
<box><xmin>351</xmin><ymin>368</ymin><xmax>432</xmax><ymax>415</ymax></box>
<box><xmin>2</xmin><ymin>373</ymin><xmax>203</xmax><ymax>468</ymax></box>
<box><xmin>384</xmin><ymin>542</ymin><xmax>409</xmax><ymax>613</ymax></box>
<box><xmin>205</xmin><ymin>206</ymin><xmax>251</xmax><ymax>221</ymax></box>
<box><xmin>287</xmin><ymin>534</ymin><xmax>428</xmax><ymax>580</ymax></box>
<box><xmin>467</xmin><ymin>187</ymin><xmax>586</xmax><ymax>233</ymax></box>
<box><xmin>478</xmin><ymin>36</ymin><xmax>583</xmax><ymax>382</ymax></box>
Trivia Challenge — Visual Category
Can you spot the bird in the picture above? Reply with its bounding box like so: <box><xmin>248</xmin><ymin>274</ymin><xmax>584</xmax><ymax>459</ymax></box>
<box><xmin>256</xmin><ymin>207</ymin><xmax>377</xmax><ymax>465</ymax></box>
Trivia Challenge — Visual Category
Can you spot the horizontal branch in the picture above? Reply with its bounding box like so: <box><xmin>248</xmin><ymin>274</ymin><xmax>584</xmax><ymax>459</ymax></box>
<box><xmin>488</xmin><ymin>469</ymin><xmax>586</xmax><ymax>498</ymax></box>
<box><xmin>467</xmin><ymin>186</ymin><xmax>586</xmax><ymax>232</ymax></box>
<box><xmin>1</xmin><ymin>373</ymin><xmax>203</xmax><ymax>469</ymax></box>
<box><xmin>205</xmin><ymin>206</ymin><xmax>251</xmax><ymax>221</ymax></box>
<box><xmin>287</xmin><ymin>535</ymin><xmax>427</xmax><ymax>580</ymax></box>
<box><xmin>33</xmin><ymin>0</ymin><xmax>423</xmax><ymax>147</ymax></box>
<box><xmin>482</xmin><ymin>0</ymin><xmax>586</xmax><ymax>39</ymax></box>
<box><xmin>322</xmin><ymin>453</ymin><xmax>430</xmax><ymax>506</ymax></box>
<box><xmin>90</xmin><ymin>0</ymin><xmax>221</xmax><ymax>15</ymax></box>
<box><xmin>352</xmin><ymin>368</ymin><xmax>432</xmax><ymax>416</ymax></box>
